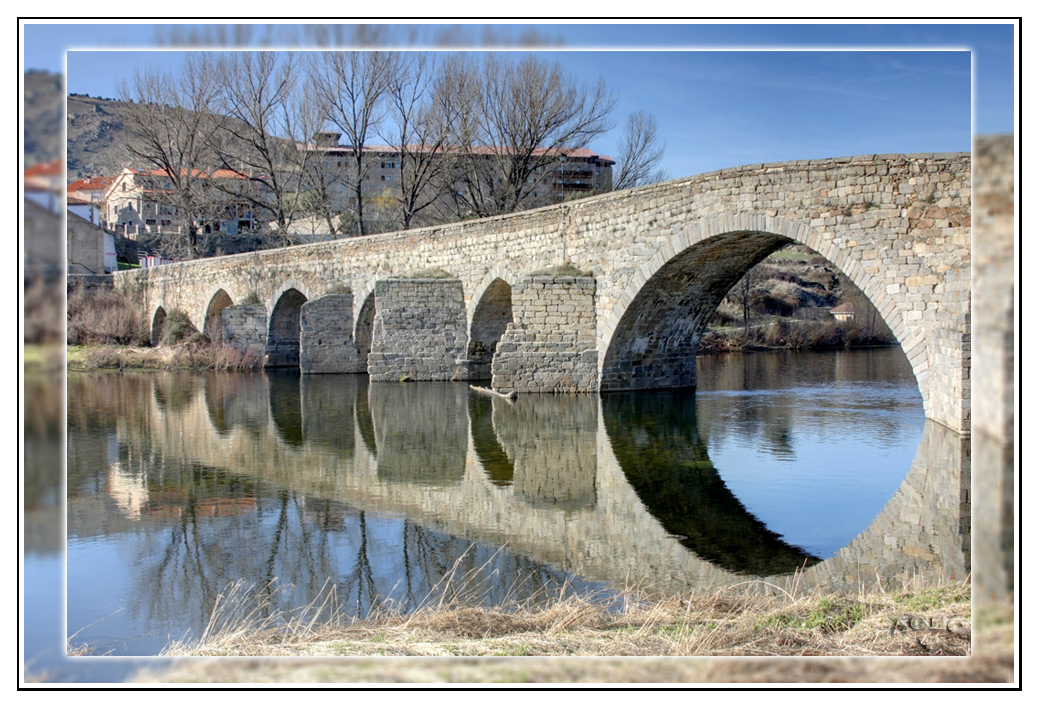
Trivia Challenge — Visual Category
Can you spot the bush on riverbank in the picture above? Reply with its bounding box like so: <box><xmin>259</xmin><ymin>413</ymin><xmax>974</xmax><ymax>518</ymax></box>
<box><xmin>160</xmin><ymin>309</ymin><xmax>202</xmax><ymax>346</ymax></box>
<box><xmin>67</xmin><ymin>285</ymin><xmax>149</xmax><ymax>346</ymax></box>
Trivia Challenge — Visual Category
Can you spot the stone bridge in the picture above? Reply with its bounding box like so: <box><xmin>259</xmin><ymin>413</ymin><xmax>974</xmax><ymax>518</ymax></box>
<box><xmin>115</xmin><ymin>152</ymin><xmax>972</xmax><ymax>433</ymax></box>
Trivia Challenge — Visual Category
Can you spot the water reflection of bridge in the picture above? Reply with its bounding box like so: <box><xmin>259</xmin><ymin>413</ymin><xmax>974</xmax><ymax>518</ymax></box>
<box><xmin>133</xmin><ymin>372</ymin><xmax>968</xmax><ymax>596</ymax></box>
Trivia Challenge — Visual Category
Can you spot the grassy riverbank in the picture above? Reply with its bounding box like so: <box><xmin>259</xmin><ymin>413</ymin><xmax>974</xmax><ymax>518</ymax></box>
<box><xmin>67</xmin><ymin>343</ymin><xmax>261</xmax><ymax>372</ymax></box>
<box><xmin>125</xmin><ymin>578</ymin><xmax>1016</xmax><ymax>684</ymax></box>
<box><xmin>158</xmin><ymin>579</ymin><xmax>974</xmax><ymax>659</ymax></box>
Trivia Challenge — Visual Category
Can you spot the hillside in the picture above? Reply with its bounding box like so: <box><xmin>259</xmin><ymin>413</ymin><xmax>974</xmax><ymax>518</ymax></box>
<box><xmin>24</xmin><ymin>71</ymin><xmax>65</xmax><ymax>166</ymax></box>
<box><xmin>66</xmin><ymin>93</ymin><xmax>132</xmax><ymax>180</ymax></box>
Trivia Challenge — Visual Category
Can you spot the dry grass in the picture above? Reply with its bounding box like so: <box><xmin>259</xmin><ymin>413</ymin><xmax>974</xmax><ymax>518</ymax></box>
<box><xmin>67</xmin><ymin>285</ymin><xmax>150</xmax><ymax>346</ymax></box>
<box><xmin>69</xmin><ymin>343</ymin><xmax>262</xmax><ymax>372</ymax></box>
<box><xmin>128</xmin><ymin>578</ymin><xmax>1015</xmax><ymax>685</ymax></box>
<box><xmin>158</xmin><ymin>576</ymin><xmax>974</xmax><ymax>660</ymax></box>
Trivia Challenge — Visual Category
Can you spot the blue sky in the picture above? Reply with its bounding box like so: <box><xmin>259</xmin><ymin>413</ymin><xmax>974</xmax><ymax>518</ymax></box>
<box><xmin>23</xmin><ymin>21</ymin><xmax>1013</xmax><ymax>179</ymax></box>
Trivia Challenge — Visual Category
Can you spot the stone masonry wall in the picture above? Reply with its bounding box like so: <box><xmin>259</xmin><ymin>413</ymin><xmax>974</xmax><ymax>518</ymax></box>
<box><xmin>300</xmin><ymin>294</ymin><xmax>361</xmax><ymax>374</ymax></box>
<box><xmin>367</xmin><ymin>279</ymin><xmax>468</xmax><ymax>382</ymax></box>
<box><xmin>221</xmin><ymin>305</ymin><xmax>268</xmax><ymax>361</ymax></box>
<box><xmin>492</xmin><ymin>277</ymin><xmax>599</xmax><ymax>393</ymax></box>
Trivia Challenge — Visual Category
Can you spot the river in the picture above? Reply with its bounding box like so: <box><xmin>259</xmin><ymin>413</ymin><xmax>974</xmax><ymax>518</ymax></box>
<box><xmin>42</xmin><ymin>348</ymin><xmax>971</xmax><ymax>664</ymax></box>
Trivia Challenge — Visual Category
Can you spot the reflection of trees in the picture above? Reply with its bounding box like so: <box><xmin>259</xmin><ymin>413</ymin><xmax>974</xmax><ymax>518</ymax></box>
<box><xmin>603</xmin><ymin>389</ymin><xmax>820</xmax><ymax>576</ymax></box>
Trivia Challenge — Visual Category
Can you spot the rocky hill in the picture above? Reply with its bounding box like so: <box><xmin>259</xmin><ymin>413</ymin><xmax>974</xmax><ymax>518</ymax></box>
<box><xmin>24</xmin><ymin>71</ymin><xmax>65</xmax><ymax>166</ymax></box>
<box><xmin>66</xmin><ymin>93</ymin><xmax>133</xmax><ymax>180</ymax></box>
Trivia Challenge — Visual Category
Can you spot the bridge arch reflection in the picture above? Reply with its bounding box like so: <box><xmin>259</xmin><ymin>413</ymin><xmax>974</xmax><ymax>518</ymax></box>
<box><xmin>125</xmin><ymin>372</ymin><xmax>966</xmax><ymax>600</ymax></box>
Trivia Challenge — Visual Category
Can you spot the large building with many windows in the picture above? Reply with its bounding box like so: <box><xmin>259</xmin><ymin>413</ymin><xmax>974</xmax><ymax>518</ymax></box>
<box><xmin>307</xmin><ymin>132</ymin><xmax>614</xmax><ymax>231</ymax></box>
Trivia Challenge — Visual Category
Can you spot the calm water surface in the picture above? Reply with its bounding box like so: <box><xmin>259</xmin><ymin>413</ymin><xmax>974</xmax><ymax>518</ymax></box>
<box><xmin>63</xmin><ymin>348</ymin><xmax>970</xmax><ymax>656</ymax></box>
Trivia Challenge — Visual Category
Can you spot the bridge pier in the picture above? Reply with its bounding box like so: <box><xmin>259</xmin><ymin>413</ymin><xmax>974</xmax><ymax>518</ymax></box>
<box><xmin>367</xmin><ymin>279</ymin><xmax>469</xmax><ymax>382</ymax></box>
<box><xmin>300</xmin><ymin>293</ymin><xmax>362</xmax><ymax>374</ymax></box>
<box><xmin>221</xmin><ymin>304</ymin><xmax>268</xmax><ymax>362</ymax></box>
<box><xmin>492</xmin><ymin>276</ymin><xmax>599</xmax><ymax>393</ymax></box>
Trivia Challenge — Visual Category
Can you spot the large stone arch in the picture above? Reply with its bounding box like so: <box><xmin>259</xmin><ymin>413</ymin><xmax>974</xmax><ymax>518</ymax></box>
<box><xmin>599</xmin><ymin>220</ymin><xmax>929</xmax><ymax>413</ymax></box>
<box><xmin>467</xmin><ymin>273</ymin><xmax>516</xmax><ymax>380</ymax></box>
<box><xmin>266</xmin><ymin>280</ymin><xmax>311</xmax><ymax>368</ymax></box>
<box><xmin>201</xmin><ymin>286</ymin><xmax>235</xmax><ymax>345</ymax></box>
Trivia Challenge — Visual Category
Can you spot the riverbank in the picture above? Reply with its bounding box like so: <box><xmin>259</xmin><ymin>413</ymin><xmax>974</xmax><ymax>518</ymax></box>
<box><xmin>125</xmin><ymin>580</ymin><xmax>1017</xmax><ymax>684</ymax></box>
<box><xmin>156</xmin><ymin>579</ymin><xmax>973</xmax><ymax>659</ymax></box>
<box><xmin>67</xmin><ymin>343</ymin><xmax>261</xmax><ymax>372</ymax></box>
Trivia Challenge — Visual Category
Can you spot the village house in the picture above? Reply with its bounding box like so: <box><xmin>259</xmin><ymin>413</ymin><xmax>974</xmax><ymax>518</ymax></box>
<box><xmin>103</xmin><ymin>167</ymin><xmax>261</xmax><ymax>239</ymax></box>
<box><xmin>830</xmin><ymin>302</ymin><xmax>856</xmax><ymax>323</ymax></box>
<box><xmin>24</xmin><ymin>160</ymin><xmax>64</xmax><ymax>213</ymax></box>
<box><xmin>67</xmin><ymin>175</ymin><xmax>116</xmax><ymax>226</ymax></box>
<box><xmin>66</xmin><ymin>210</ymin><xmax>116</xmax><ymax>275</ymax></box>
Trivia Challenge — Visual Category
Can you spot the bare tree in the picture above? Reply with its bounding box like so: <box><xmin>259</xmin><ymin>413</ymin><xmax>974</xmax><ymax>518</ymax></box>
<box><xmin>733</xmin><ymin>266</ymin><xmax>765</xmax><ymax>336</ymax></box>
<box><xmin>211</xmin><ymin>51</ymin><xmax>311</xmax><ymax>246</ymax></box>
<box><xmin>310</xmin><ymin>51</ymin><xmax>400</xmax><ymax>236</ymax></box>
<box><xmin>118</xmin><ymin>56</ymin><xmax>230</xmax><ymax>258</ymax></box>
<box><xmin>452</xmin><ymin>54</ymin><xmax>617</xmax><ymax>217</ymax></box>
<box><xmin>612</xmin><ymin>110</ymin><xmax>667</xmax><ymax>191</ymax></box>
<box><xmin>379</xmin><ymin>53</ymin><xmax>456</xmax><ymax>231</ymax></box>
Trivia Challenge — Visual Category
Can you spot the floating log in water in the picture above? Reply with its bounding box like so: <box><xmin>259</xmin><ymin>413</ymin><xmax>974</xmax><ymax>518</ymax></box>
<box><xmin>469</xmin><ymin>385</ymin><xmax>517</xmax><ymax>402</ymax></box>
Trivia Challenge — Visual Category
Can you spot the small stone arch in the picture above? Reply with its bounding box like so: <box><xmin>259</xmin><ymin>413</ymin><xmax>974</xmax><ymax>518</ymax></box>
<box><xmin>202</xmin><ymin>287</ymin><xmax>235</xmax><ymax>345</ymax></box>
<box><xmin>150</xmin><ymin>303</ymin><xmax>167</xmax><ymax>346</ymax></box>
<box><xmin>466</xmin><ymin>267</ymin><xmax>519</xmax><ymax>324</ymax></box>
<box><xmin>266</xmin><ymin>280</ymin><xmax>311</xmax><ymax>369</ymax></box>
<box><xmin>354</xmin><ymin>287</ymin><xmax>377</xmax><ymax>372</ymax></box>
<box><xmin>599</xmin><ymin>219</ymin><xmax>929</xmax><ymax>412</ymax></box>
<box><xmin>467</xmin><ymin>276</ymin><xmax>515</xmax><ymax>380</ymax></box>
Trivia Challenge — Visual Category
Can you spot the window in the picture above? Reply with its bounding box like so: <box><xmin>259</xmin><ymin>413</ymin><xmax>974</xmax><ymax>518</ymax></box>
<box><xmin>122</xmin><ymin>183</ymin><xmax>127</xmax><ymax>192</ymax></box>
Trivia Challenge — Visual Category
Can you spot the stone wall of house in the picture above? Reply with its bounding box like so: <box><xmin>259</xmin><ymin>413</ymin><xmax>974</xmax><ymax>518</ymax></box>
<box><xmin>492</xmin><ymin>277</ymin><xmax>599</xmax><ymax>393</ymax></box>
<box><xmin>299</xmin><ymin>293</ymin><xmax>361</xmax><ymax>374</ymax></box>
<box><xmin>221</xmin><ymin>305</ymin><xmax>268</xmax><ymax>361</ymax></box>
<box><xmin>367</xmin><ymin>279</ymin><xmax>469</xmax><ymax>382</ymax></box>
<box><xmin>115</xmin><ymin>151</ymin><xmax>978</xmax><ymax>432</ymax></box>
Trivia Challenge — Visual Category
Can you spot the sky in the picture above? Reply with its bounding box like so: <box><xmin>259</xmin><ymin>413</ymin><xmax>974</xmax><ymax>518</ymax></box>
<box><xmin>22</xmin><ymin>21</ymin><xmax>1014</xmax><ymax>180</ymax></box>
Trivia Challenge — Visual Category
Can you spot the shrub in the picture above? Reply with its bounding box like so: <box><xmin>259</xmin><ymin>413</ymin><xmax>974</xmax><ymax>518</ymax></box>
<box><xmin>160</xmin><ymin>309</ymin><xmax>198</xmax><ymax>346</ymax></box>
<box><xmin>24</xmin><ymin>278</ymin><xmax>64</xmax><ymax>344</ymax></box>
<box><xmin>67</xmin><ymin>285</ymin><xmax>148</xmax><ymax>346</ymax></box>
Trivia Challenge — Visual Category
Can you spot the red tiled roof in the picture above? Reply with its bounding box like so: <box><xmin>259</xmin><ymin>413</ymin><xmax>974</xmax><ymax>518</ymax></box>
<box><xmin>127</xmin><ymin>167</ymin><xmax>249</xmax><ymax>179</ymax></box>
<box><xmin>25</xmin><ymin>160</ymin><xmax>63</xmax><ymax>178</ymax></box>
<box><xmin>68</xmin><ymin>176</ymin><xmax>116</xmax><ymax>192</ymax></box>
